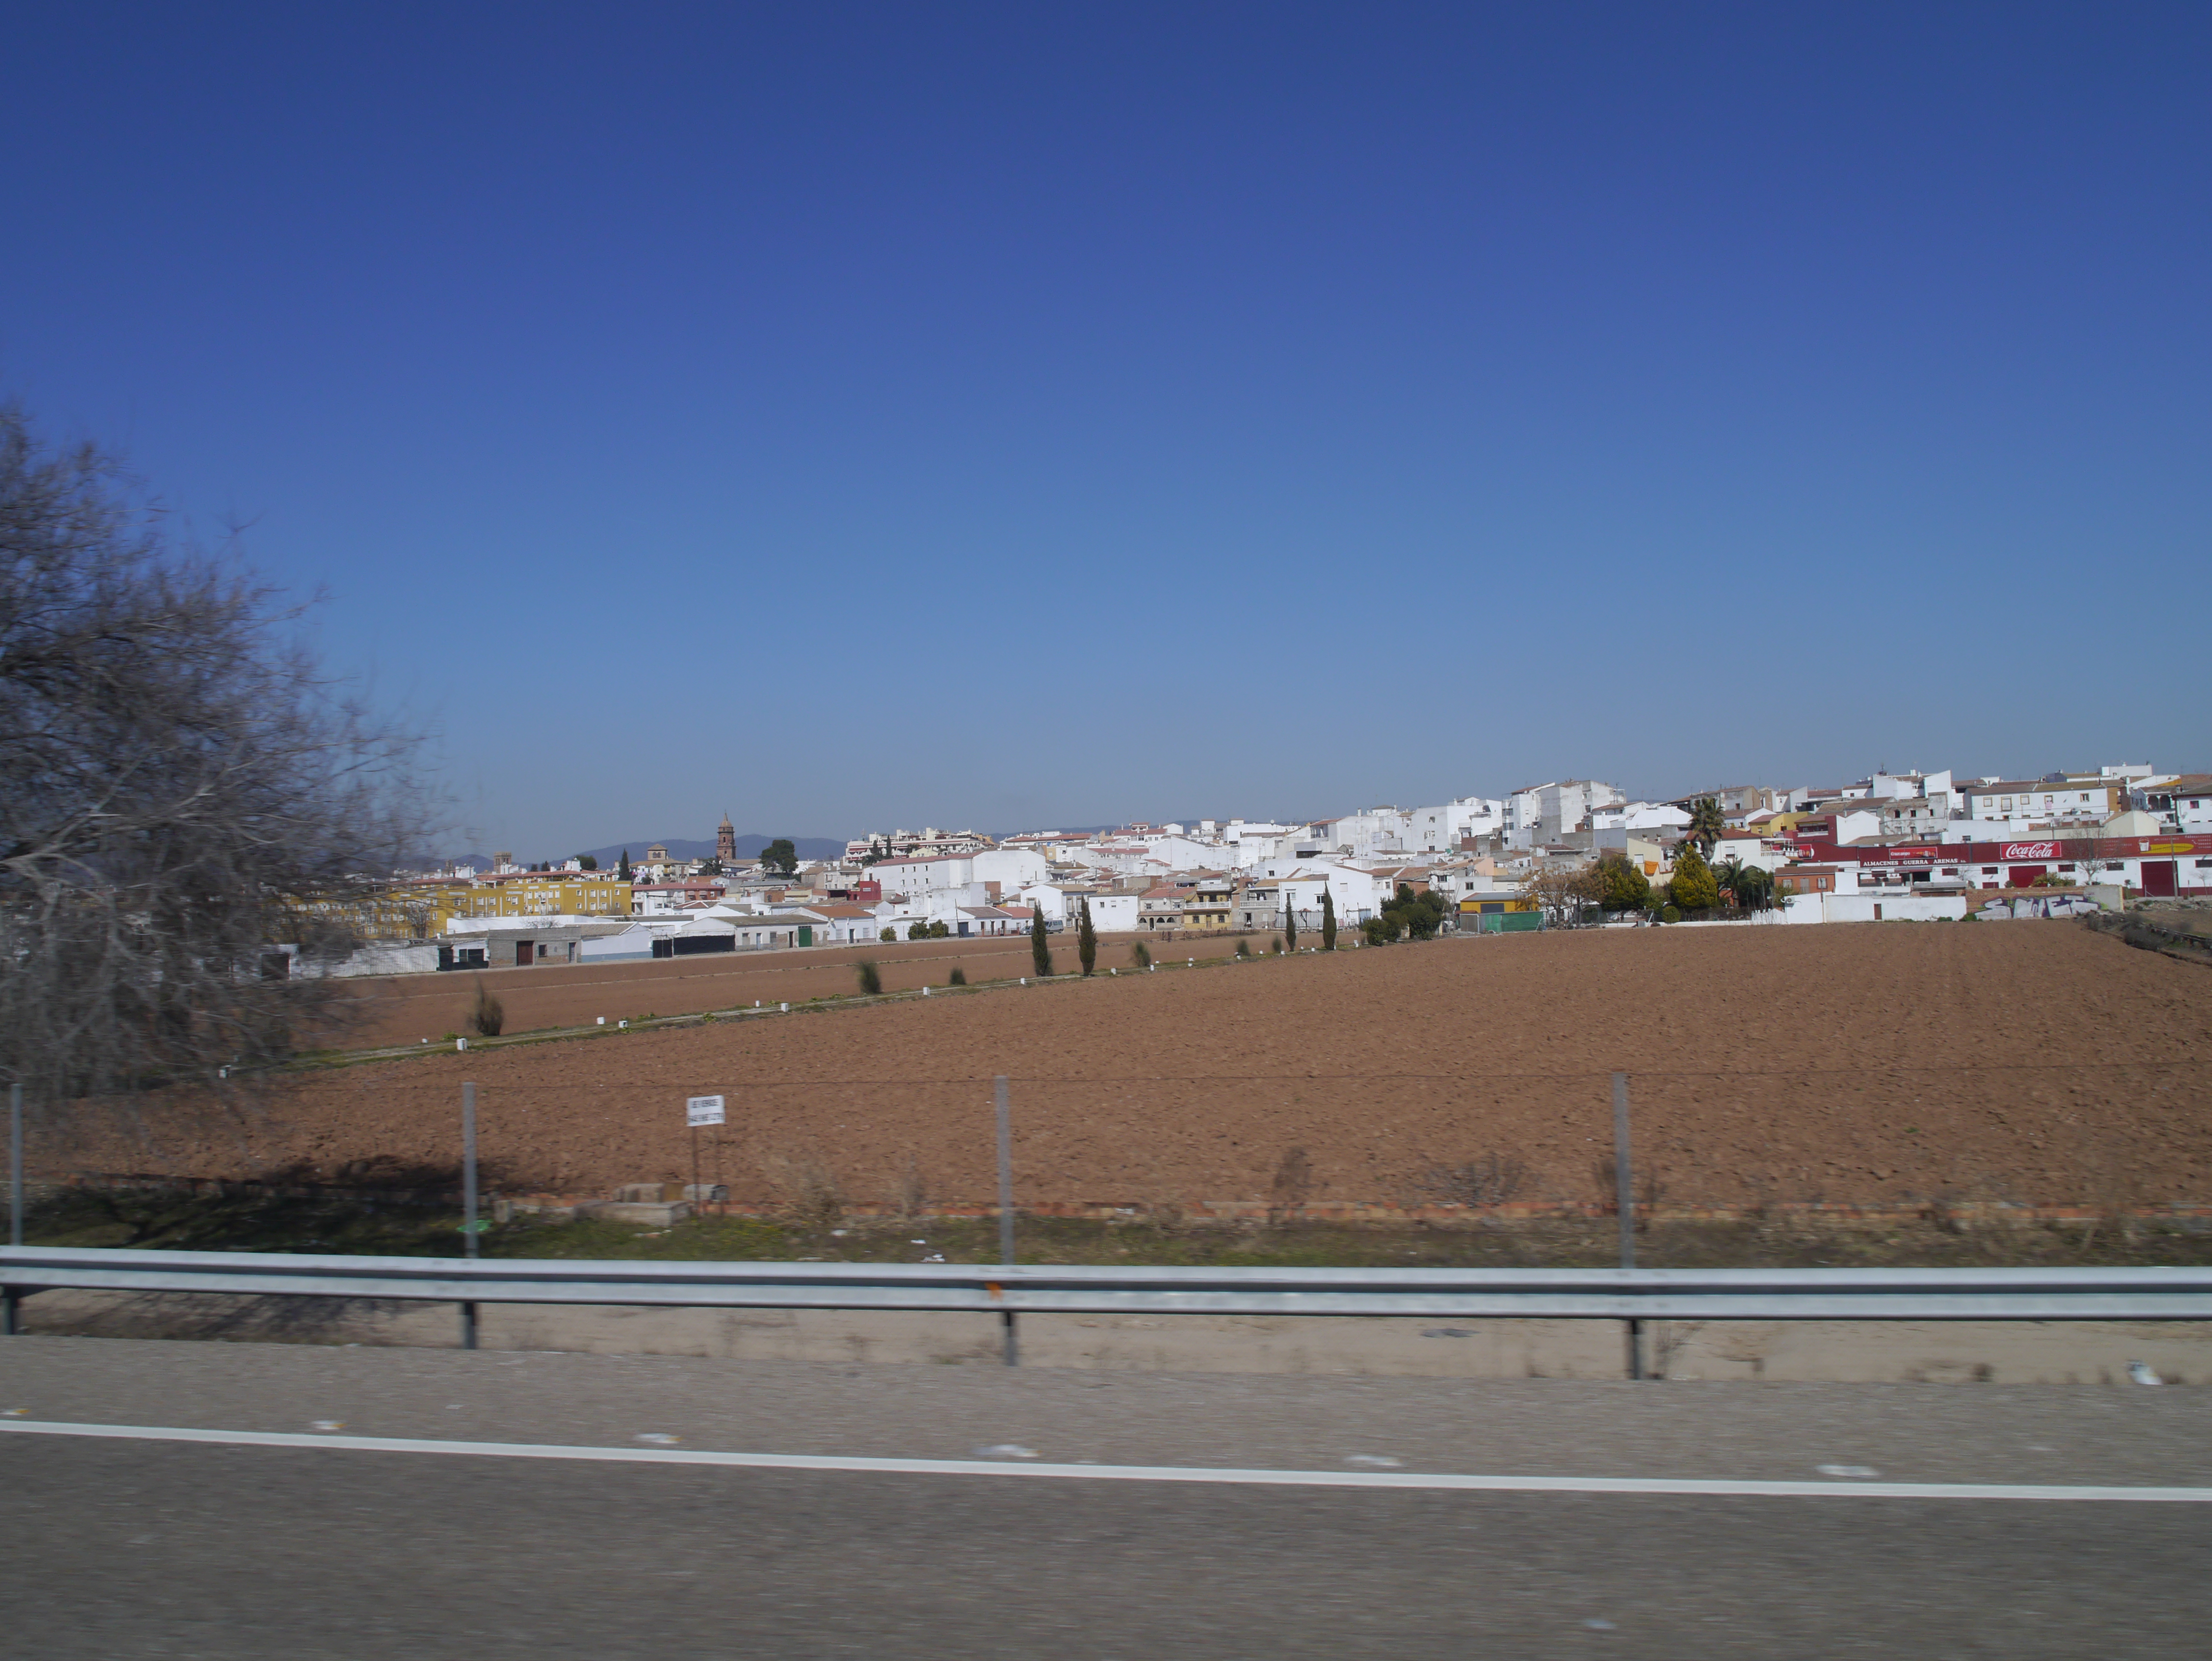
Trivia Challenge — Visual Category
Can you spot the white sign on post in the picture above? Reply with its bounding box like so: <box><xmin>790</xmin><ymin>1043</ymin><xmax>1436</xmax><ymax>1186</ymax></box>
<box><xmin>685</xmin><ymin>1094</ymin><xmax>726</xmax><ymax>1127</ymax></box>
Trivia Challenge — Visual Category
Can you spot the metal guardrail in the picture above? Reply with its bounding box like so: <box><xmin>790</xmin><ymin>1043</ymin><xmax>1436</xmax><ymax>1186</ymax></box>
<box><xmin>7</xmin><ymin>1247</ymin><xmax>2212</xmax><ymax>1323</ymax></box>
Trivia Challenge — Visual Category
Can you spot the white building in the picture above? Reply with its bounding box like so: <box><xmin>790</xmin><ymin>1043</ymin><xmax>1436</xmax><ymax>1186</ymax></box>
<box><xmin>1592</xmin><ymin>800</ymin><xmax>1691</xmax><ymax>833</ymax></box>
<box><xmin>1405</xmin><ymin>798</ymin><xmax>1505</xmax><ymax>852</ymax></box>
<box><xmin>1505</xmin><ymin>780</ymin><xmax>1624</xmax><ymax>847</ymax></box>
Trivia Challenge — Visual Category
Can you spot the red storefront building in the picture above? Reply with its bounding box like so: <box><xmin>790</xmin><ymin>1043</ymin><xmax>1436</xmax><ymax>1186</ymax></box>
<box><xmin>1790</xmin><ymin>832</ymin><xmax>2211</xmax><ymax>897</ymax></box>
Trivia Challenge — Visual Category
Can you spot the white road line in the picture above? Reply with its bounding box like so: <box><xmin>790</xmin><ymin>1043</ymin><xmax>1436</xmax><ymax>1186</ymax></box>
<box><xmin>4</xmin><ymin>1421</ymin><xmax>2207</xmax><ymax>1502</ymax></box>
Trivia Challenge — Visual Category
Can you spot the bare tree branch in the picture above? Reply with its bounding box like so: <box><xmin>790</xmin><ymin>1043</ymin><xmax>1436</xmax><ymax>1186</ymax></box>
<box><xmin>0</xmin><ymin>400</ymin><xmax>437</xmax><ymax>1114</ymax></box>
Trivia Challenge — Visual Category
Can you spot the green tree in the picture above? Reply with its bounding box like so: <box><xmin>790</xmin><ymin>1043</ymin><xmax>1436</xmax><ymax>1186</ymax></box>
<box><xmin>927</xmin><ymin>920</ymin><xmax>949</xmax><ymax>938</ymax></box>
<box><xmin>1283</xmin><ymin>892</ymin><xmax>1299</xmax><ymax>951</ymax></box>
<box><xmin>1077</xmin><ymin>898</ymin><xmax>1097</xmax><ymax>976</ymax></box>
<box><xmin>1685</xmin><ymin>796</ymin><xmax>1725</xmax><ymax>858</ymax></box>
<box><xmin>1130</xmin><ymin>939</ymin><xmax>1151</xmax><ymax>969</ymax></box>
<box><xmin>1595</xmin><ymin>851</ymin><xmax>1651</xmax><ymax>912</ymax></box>
<box><xmin>1668</xmin><ymin>843</ymin><xmax>1720</xmax><ymax>912</ymax></box>
<box><xmin>1380</xmin><ymin>881</ymin><xmax>1450</xmax><ymax>940</ymax></box>
<box><xmin>576</xmin><ymin>853</ymin><xmax>598</xmax><ymax>871</ymax></box>
<box><xmin>907</xmin><ymin>921</ymin><xmax>928</xmax><ymax>940</ymax></box>
<box><xmin>1030</xmin><ymin>902</ymin><xmax>1052</xmax><ymax>977</ymax></box>
<box><xmin>760</xmin><ymin>838</ymin><xmax>798</xmax><ymax>875</ymax></box>
<box><xmin>879</xmin><ymin>926</ymin><xmax>895</xmax><ymax>943</ymax></box>
<box><xmin>618</xmin><ymin>848</ymin><xmax>632</xmax><ymax>881</ymax></box>
<box><xmin>855</xmin><ymin>960</ymin><xmax>882</xmax><ymax>996</ymax></box>
<box><xmin>1320</xmin><ymin>887</ymin><xmax>1337</xmax><ymax>950</ymax></box>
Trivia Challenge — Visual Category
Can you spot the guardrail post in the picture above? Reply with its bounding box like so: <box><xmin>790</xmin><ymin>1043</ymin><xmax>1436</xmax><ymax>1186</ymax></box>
<box><xmin>1</xmin><ymin>1285</ymin><xmax>20</xmax><ymax>1337</ymax></box>
<box><xmin>1614</xmin><ymin>1071</ymin><xmax>1644</xmax><ymax>1381</ymax></box>
<box><xmin>996</xmin><ymin>1074</ymin><xmax>1017</xmax><ymax>1366</ymax></box>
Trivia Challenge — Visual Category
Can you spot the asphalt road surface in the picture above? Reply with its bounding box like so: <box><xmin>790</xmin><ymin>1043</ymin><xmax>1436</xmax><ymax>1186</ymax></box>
<box><xmin>3</xmin><ymin>1338</ymin><xmax>2208</xmax><ymax>1659</ymax></box>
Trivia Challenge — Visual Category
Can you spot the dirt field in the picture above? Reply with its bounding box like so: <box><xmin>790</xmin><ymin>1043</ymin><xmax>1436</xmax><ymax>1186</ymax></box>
<box><xmin>40</xmin><ymin>921</ymin><xmax>2212</xmax><ymax>1213</ymax></box>
<box><xmin>332</xmin><ymin>929</ymin><xmax>1238</xmax><ymax>1048</ymax></box>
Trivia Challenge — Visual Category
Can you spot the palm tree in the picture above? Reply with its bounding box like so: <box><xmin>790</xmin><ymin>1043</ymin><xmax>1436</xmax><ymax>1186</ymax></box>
<box><xmin>1685</xmin><ymin>795</ymin><xmax>1726</xmax><ymax>857</ymax></box>
<box><xmin>1712</xmin><ymin>853</ymin><xmax>1747</xmax><ymax>908</ymax></box>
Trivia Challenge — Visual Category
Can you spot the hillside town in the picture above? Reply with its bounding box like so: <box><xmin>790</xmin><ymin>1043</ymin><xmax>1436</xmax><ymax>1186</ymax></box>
<box><xmin>301</xmin><ymin>764</ymin><xmax>2212</xmax><ymax>976</ymax></box>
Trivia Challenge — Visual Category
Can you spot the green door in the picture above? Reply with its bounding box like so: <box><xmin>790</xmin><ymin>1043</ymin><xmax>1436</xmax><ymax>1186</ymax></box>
<box><xmin>797</xmin><ymin>924</ymin><xmax>813</xmax><ymax>946</ymax></box>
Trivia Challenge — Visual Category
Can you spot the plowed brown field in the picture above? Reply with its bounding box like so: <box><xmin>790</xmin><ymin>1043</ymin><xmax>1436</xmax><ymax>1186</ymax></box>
<box><xmin>332</xmin><ymin>929</ymin><xmax>1242</xmax><ymax>1048</ymax></box>
<box><xmin>45</xmin><ymin>921</ymin><xmax>2212</xmax><ymax>1212</ymax></box>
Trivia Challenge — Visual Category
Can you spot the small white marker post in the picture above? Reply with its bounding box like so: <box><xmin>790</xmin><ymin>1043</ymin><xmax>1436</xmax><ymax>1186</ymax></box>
<box><xmin>686</xmin><ymin>1095</ymin><xmax>725</xmax><ymax>1217</ymax></box>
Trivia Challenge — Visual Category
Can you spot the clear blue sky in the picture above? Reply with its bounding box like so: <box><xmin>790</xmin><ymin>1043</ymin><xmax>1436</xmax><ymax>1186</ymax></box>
<box><xmin>5</xmin><ymin>3</ymin><xmax>2206</xmax><ymax>856</ymax></box>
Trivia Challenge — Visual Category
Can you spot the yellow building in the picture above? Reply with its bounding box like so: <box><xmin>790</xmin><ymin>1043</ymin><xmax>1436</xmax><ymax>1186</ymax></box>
<box><xmin>1458</xmin><ymin>894</ymin><xmax>1541</xmax><ymax>933</ymax></box>
<box><xmin>304</xmin><ymin>875</ymin><xmax>632</xmax><ymax>942</ymax></box>
<box><xmin>1182</xmin><ymin>875</ymin><xmax>1235</xmax><ymax>931</ymax></box>
<box><xmin>432</xmin><ymin>874</ymin><xmax>633</xmax><ymax>928</ymax></box>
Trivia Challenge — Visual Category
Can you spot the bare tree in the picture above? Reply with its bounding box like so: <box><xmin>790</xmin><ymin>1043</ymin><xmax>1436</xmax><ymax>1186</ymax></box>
<box><xmin>1519</xmin><ymin>861</ymin><xmax>1604</xmax><ymax>927</ymax></box>
<box><xmin>0</xmin><ymin>401</ymin><xmax>434</xmax><ymax>1114</ymax></box>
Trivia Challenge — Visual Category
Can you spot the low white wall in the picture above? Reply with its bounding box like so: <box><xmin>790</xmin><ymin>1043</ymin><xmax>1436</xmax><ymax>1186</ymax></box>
<box><xmin>1819</xmin><ymin>892</ymin><xmax>1968</xmax><ymax>923</ymax></box>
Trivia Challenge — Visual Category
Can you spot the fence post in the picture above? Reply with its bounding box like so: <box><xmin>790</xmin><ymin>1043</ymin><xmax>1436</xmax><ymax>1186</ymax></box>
<box><xmin>461</xmin><ymin>1081</ymin><xmax>479</xmax><ymax>1350</ymax></box>
<box><xmin>8</xmin><ymin>1081</ymin><xmax>21</xmax><ymax>1248</ymax></box>
<box><xmin>1614</xmin><ymin>1070</ymin><xmax>1643</xmax><ymax>1380</ymax></box>
<box><xmin>4</xmin><ymin>1081</ymin><xmax>19</xmax><ymax>1334</ymax></box>
<box><xmin>996</xmin><ymin>1074</ymin><xmax>1017</xmax><ymax>1366</ymax></box>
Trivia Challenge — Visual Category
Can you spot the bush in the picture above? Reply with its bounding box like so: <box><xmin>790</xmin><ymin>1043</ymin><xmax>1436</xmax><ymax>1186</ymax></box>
<box><xmin>948</xmin><ymin>966</ymin><xmax>966</xmax><ymax>986</ymax></box>
<box><xmin>1131</xmin><ymin>939</ymin><xmax>1151</xmax><ymax>969</ymax></box>
<box><xmin>1661</xmin><ymin>904</ymin><xmax>1681</xmax><ymax>923</ymax></box>
<box><xmin>1235</xmin><ymin>938</ymin><xmax>1251</xmax><ymax>958</ymax></box>
<box><xmin>468</xmin><ymin>979</ymin><xmax>503</xmax><ymax>1037</ymax></box>
<box><xmin>1271</xmin><ymin>937</ymin><xmax>1284</xmax><ymax>954</ymax></box>
<box><xmin>927</xmin><ymin>920</ymin><xmax>949</xmax><ymax>939</ymax></box>
<box><xmin>855</xmin><ymin>960</ymin><xmax>882</xmax><ymax>996</ymax></box>
<box><xmin>879</xmin><ymin>926</ymin><xmax>895</xmax><ymax>943</ymax></box>
<box><xmin>907</xmin><ymin>922</ymin><xmax>927</xmax><ymax>940</ymax></box>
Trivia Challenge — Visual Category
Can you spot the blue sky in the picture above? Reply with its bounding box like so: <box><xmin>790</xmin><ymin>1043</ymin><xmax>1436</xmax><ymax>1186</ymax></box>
<box><xmin>5</xmin><ymin>3</ymin><xmax>2206</xmax><ymax>856</ymax></box>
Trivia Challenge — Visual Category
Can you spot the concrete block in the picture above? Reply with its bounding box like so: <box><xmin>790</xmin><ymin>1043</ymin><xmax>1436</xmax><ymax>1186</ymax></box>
<box><xmin>575</xmin><ymin>1200</ymin><xmax>691</xmax><ymax>1226</ymax></box>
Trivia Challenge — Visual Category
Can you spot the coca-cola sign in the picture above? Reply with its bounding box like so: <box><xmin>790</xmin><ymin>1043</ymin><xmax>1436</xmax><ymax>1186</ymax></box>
<box><xmin>2001</xmin><ymin>842</ymin><xmax>2057</xmax><ymax>860</ymax></box>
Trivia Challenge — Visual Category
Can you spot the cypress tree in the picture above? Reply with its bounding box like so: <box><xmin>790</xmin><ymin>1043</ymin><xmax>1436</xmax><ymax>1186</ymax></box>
<box><xmin>1078</xmin><ymin>898</ymin><xmax>1097</xmax><ymax>976</ymax></box>
<box><xmin>618</xmin><ymin>847</ymin><xmax>632</xmax><ymax>881</ymax></box>
<box><xmin>1284</xmin><ymin>892</ymin><xmax>1299</xmax><ymax>952</ymax></box>
<box><xmin>1030</xmin><ymin>901</ymin><xmax>1052</xmax><ymax>978</ymax></box>
<box><xmin>1321</xmin><ymin>887</ymin><xmax>1337</xmax><ymax>951</ymax></box>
